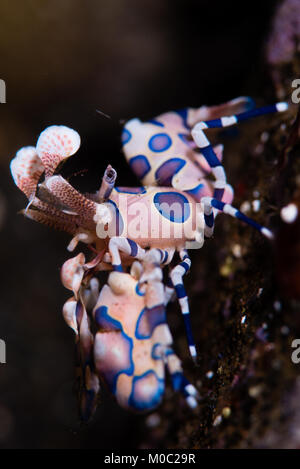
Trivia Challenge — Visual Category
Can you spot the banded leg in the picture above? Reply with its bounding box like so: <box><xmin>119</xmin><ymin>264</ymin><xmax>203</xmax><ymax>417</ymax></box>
<box><xmin>203</xmin><ymin>201</ymin><xmax>215</xmax><ymax>238</ymax></box>
<box><xmin>139</xmin><ymin>247</ymin><xmax>175</xmax><ymax>284</ymax></box>
<box><xmin>152</xmin><ymin>96</ymin><xmax>256</xmax><ymax>131</ymax></box>
<box><xmin>186</xmin><ymin>96</ymin><xmax>256</xmax><ymax>128</ymax></box>
<box><xmin>108</xmin><ymin>236</ymin><xmax>146</xmax><ymax>272</ymax></box>
<box><xmin>191</xmin><ymin>102</ymin><xmax>288</xmax><ymax>201</ymax></box>
<box><xmin>169</xmin><ymin>249</ymin><xmax>197</xmax><ymax>360</ymax></box>
<box><xmin>201</xmin><ymin>196</ymin><xmax>274</xmax><ymax>239</ymax></box>
<box><xmin>62</xmin><ymin>295</ymin><xmax>100</xmax><ymax>422</ymax></box>
<box><xmin>164</xmin><ymin>281</ymin><xmax>175</xmax><ymax>306</ymax></box>
<box><xmin>74</xmin><ymin>298</ymin><xmax>100</xmax><ymax>422</ymax></box>
<box><xmin>166</xmin><ymin>350</ymin><xmax>198</xmax><ymax>408</ymax></box>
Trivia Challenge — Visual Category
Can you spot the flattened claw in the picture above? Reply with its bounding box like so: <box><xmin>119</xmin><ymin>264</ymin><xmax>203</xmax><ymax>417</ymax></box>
<box><xmin>36</xmin><ymin>125</ymin><xmax>81</xmax><ymax>176</ymax></box>
<box><xmin>62</xmin><ymin>297</ymin><xmax>78</xmax><ymax>333</ymax></box>
<box><xmin>10</xmin><ymin>146</ymin><xmax>44</xmax><ymax>199</ymax></box>
<box><xmin>61</xmin><ymin>253</ymin><xmax>86</xmax><ymax>297</ymax></box>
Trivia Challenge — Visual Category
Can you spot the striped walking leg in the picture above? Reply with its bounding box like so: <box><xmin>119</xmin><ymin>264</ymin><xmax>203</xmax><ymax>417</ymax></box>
<box><xmin>108</xmin><ymin>237</ymin><xmax>146</xmax><ymax>272</ymax></box>
<box><xmin>191</xmin><ymin>102</ymin><xmax>289</xmax><ymax>201</ymax></box>
<box><xmin>201</xmin><ymin>197</ymin><xmax>274</xmax><ymax>239</ymax></box>
<box><xmin>165</xmin><ymin>350</ymin><xmax>198</xmax><ymax>408</ymax></box>
<box><xmin>169</xmin><ymin>249</ymin><xmax>197</xmax><ymax>360</ymax></box>
<box><xmin>139</xmin><ymin>247</ymin><xmax>175</xmax><ymax>285</ymax></box>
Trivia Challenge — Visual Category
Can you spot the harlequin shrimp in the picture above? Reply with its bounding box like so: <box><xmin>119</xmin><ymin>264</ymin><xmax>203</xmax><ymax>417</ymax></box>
<box><xmin>9</xmin><ymin>97</ymin><xmax>287</xmax><ymax>416</ymax></box>
<box><xmin>10</xmin><ymin>124</ymin><xmax>277</xmax><ymax>361</ymax></box>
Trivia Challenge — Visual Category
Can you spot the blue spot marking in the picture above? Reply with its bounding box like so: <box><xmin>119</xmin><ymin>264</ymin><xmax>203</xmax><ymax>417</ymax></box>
<box><xmin>151</xmin><ymin>343</ymin><xmax>162</xmax><ymax>360</ymax></box>
<box><xmin>106</xmin><ymin>199</ymin><xmax>124</xmax><ymax>236</ymax></box>
<box><xmin>121</xmin><ymin>128</ymin><xmax>131</xmax><ymax>145</ymax></box>
<box><xmin>151</xmin><ymin>344</ymin><xmax>173</xmax><ymax>360</ymax></box>
<box><xmin>185</xmin><ymin>183</ymin><xmax>205</xmax><ymax>202</ymax></box>
<box><xmin>178</xmin><ymin>133</ymin><xmax>190</xmax><ymax>145</ymax></box>
<box><xmin>112</xmin><ymin>264</ymin><xmax>123</xmax><ymax>272</ymax></box>
<box><xmin>95</xmin><ymin>305</ymin><xmax>122</xmax><ymax>331</ymax></box>
<box><xmin>147</xmin><ymin>119</ymin><xmax>164</xmax><ymax>127</ymax></box>
<box><xmin>135</xmin><ymin>304</ymin><xmax>166</xmax><ymax>340</ymax></box>
<box><xmin>135</xmin><ymin>283</ymin><xmax>145</xmax><ymax>297</ymax></box>
<box><xmin>128</xmin><ymin>370</ymin><xmax>164</xmax><ymax>411</ymax></box>
<box><xmin>115</xmin><ymin>186</ymin><xmax>147</xmax><ymax>195</ymax></box>
<box><xmin>129</xmin><ymin>155</ymin><xmax>151</xmax><ymax>179</ymax></box>
<box><xmin>154</xmin><ymin>192</ymin><xmax>190</xmax><ymax>223</ymax></box>
<box><xmin>94</xmin><ymin>305</ymin><xmax>134</xmax><ymax>393</ymax></box>
<box><xmin>155</xmin><ymin>158</ymin><xmax>186</xmax><ymax>186</ymax></box>
<box><xmin>149</xmin><ymin>133</ymin><xmax>172</xmax><ymax>152</ymax></box>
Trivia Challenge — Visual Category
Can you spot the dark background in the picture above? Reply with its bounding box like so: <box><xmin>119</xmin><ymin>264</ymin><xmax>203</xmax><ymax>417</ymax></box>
<box><xmin>0</xmin><ymin>0</ymin><xmax>279</xmax><ymax>449</ymax></box>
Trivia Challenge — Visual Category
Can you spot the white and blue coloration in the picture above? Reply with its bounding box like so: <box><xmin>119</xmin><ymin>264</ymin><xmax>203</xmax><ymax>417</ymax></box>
<box><xmin>9</xmin><ymin>96</ymin><xmax>288</xmax><ymax>418</ymax></box>
<box><xmin>93</xmin><ymin>254</ymin><xmax>198</xmax><ymax>412</ymax></box>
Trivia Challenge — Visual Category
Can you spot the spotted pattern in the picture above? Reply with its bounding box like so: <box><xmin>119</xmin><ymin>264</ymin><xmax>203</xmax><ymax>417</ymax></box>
<box><xmin>153</xmin><ymin>191</ymin><xmax>190</xmax><ymax>223</ymax></box>
<box><xmin>94</xmin><ymin>305</ymin><xmax>121</xmax><ymax>332</ymax></box>
<box><xmin>94</xmin><ymin>306</ymin><xmax>134</xmax><ymax>392</ymax></box>
<box><xmin>177</xmin><ymin>133</ymin><xmax>191</xmax><ymax>145</ymax></box>
<box><xmin>121</xmin><ymin>128</ymin><xmax>131</xmax><ymax>145</ymax></box>
<box><xmin>10</xmin><ymin>147</ymin><xmax>44</xmax><ymax>198</ymax></box>
<box><xmin>148</xmin><ymin>133</ymin><xmax>172</xmax><ymax>152</ymax></box>
<box><xmin>115</xmin><ymin>186</ymin><xmax>147</xmax><ymax>195</ymax></box>
<box><xmin>147</xmin><ymin>119</ymin><xmax>164</xmax><ymax>127</ymax></box>
<box><xmin>135</xmin><ymin>283</ymin><xmax>145</xmax><ymax>296</ymax></box>
<box><xmin>135</xmin><ymin>304</ymin><xmax>166</xmax><ymax>339</ymax></box>
<box><xmin>155</xmin><ymin>158</ymin><xmax>186</xmax><ymax>186</ymax></box>
<box><xmin>128</xmin><ymin>371</ymin><xmax>165</xmax><ymax>411</ymax></box>
<box><xmin>129</xmin><ymin>155</ymin><xmax>151</xmax><ymax>179</ymax></box>
<box><xmin>185</xmin><ymin>183</ymin><xmax>206</xmax><ymax>201</ymax></box>
<box><xmin>36</xmin><ymin>125</ymin><xmax>81</xmax><ymax>175</ymax></box>
<box><xmin>94</xmin><ymin>272</ymin><xmax>172</xmax><ymax>411</ymax></box>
